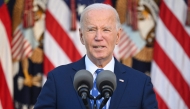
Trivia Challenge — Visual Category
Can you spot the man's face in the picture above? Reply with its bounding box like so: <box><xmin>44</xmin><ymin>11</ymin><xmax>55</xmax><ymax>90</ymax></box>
<box><xmin>80</xmin><ymin>9</ymin><xmax>121</xmax><ymax>62</ymax></box>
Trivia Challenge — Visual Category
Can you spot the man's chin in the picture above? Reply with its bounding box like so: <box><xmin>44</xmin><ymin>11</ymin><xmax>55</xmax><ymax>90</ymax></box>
<box><xmin>95</xmin><ymin>56</ymin><xmax>107</xmax><ymax>60</ymax></box>
<box><xmin>89</xmin><ymin>53</ymin><xmax>108</xmax><ymax>61</ymax></box>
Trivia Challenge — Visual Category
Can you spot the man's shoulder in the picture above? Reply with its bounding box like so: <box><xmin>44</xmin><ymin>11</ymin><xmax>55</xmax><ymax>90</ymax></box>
<box><xmin>47</xmin><ymin>60</ymin><xmax>82</xmax><ymax>76</ymax></box>
<box><xmin>119</xmin><ymin>62</ymin><xmax>149</xmax><ymax>79</ymax></box>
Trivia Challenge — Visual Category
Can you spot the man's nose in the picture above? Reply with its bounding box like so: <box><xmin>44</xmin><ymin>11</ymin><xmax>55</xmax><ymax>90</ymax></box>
<box><xmin>95</xmin><ymin>30</ymin><xmax>103</xmax><ymax>41</ymax></box>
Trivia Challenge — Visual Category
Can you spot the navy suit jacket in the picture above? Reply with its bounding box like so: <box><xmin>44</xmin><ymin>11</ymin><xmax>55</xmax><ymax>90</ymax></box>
<box><xmin>34</xmin><ymin>56</ymin><xmax>158</xmax><ymax>109</ymax></box>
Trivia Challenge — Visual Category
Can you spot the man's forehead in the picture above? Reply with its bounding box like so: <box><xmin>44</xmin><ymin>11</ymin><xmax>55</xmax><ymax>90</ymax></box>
<box><xmin>86</xmin><ymin>25</ymin><xmax>112</xmax><ymax>28</ymax></box>
<box><xmin>87</xmin><ymin>9</ymin><xmax>113</xmax><ymax>16</ymax></box>
<box><xmin>83</xmin><ymin>17</ymin><xmax>116</xmax><ymax>29</ymax></box>
<box><xmin>84</xmin><ymin>11</ymin><xmax>115</xmax><ymax>23</ymax></box>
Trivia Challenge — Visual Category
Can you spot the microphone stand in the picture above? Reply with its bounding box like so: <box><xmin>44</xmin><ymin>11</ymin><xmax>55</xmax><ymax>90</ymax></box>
<box><xmin>78</xmin><ymin>85</ymin><xmax>93</xmax><ymax>109</ymax></box>
<box><xmin>88</xmin><ymin>95</ymin><xmax>97</xmax><ymax>109</ymax></box>
<box><xmin>81</xmin><ymin>91</ymin><xmax>91</xmax><ymax>109</ymax></box>
<box><xmin>90</xmin><ymin>94</ymin><xmax>110</xmax><ymax>109</ymax></box>
<box><xmin>99</xmin><ymin>85</ymin><xmax>113</xmax><ymax>109</ymax></box>
<box><xmin>93</xmin><ymin>98</ymin><xmax>97</xmax><ymax>109</ymax></box>
<box><xmin>93</xmin><ymin>95</ymin><xmax>102</xmax><ymax>109</ymax></box>
<box><xmin>99</xmin><ymin>93</ymin><xmax>109</xmax><ymax>109</ymax></box>
<box><xmin>81</xmin><ymin>89</ymin><xmax>90</xmax><ymax>109</ymax></box>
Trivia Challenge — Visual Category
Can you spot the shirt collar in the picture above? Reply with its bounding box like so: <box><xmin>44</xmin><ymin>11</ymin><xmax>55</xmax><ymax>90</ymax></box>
<box><xmin>85</xmin><ymin>55</ymin><xmax>115</xmax><ymax>76</ymax></box>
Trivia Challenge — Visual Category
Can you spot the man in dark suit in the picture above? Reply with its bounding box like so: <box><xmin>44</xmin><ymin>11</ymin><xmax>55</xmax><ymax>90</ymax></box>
<box><xmin>34</xmin><ymin>3</ymin><xmax>158</xmax><ymax>109</ymax></box>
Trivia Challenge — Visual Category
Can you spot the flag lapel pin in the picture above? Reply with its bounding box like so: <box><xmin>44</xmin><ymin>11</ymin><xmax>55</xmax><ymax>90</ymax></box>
<box><xmin>119</xmin><ymin>79</ymin><xmax>124</xmax><ymax>82</ymax></box>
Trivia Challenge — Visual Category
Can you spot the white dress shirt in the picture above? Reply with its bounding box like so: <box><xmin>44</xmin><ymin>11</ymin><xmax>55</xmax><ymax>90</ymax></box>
<box><xmin>85</xmin><ymin>55</ymin><xmax>115</xmax><ymax>109</ymax></box>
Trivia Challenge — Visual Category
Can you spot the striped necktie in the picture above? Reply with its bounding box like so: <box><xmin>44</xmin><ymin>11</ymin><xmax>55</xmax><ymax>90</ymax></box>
<box><xmin>91</xmin><ymin>69</ymin><xmax>106</xmax><ymax>109</ymax></box>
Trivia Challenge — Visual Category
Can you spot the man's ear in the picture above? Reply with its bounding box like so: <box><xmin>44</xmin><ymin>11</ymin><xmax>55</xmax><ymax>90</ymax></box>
<box><xmin>116</xmin><ymin>28</ymin><xmax>122</xmax><ymax>45</ymax></box>
<box><xmin>79</xmin><ymin>28</ymin><xmax>85</xmax><ymax>45</ymax></box>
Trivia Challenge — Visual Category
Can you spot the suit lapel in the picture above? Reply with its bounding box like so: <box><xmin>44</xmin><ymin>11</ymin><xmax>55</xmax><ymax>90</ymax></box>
<box><xmin>109</xmin><ymin>58</ymin><xmax>129</xmax><ymax>109</ymax></box>
<box><xmin>70</xmin><ymin>56</ymin><xmax>89</xmax><ymax>109</ymax></box>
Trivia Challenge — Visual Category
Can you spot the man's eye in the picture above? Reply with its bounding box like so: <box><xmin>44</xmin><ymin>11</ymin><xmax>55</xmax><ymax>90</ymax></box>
<box><xmin>88</xmin><ymin>29</ymin><xmax>95</xmax><ymax>31</ymax></box>
<box><xmin>104</xmin><ymin>29</ymin><xmax>110</xmax><ymax>31</ymax></box>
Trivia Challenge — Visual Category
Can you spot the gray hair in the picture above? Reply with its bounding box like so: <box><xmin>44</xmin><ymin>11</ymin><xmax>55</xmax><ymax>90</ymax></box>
<box><xmin>79</xmin><ymin>3</ymin><xmax>121</xmax><ymax>31</ymax></box>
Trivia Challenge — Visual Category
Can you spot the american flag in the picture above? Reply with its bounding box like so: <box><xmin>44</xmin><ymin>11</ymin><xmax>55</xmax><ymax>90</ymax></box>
<box><xmin>11</xmin><ymin>0</ymin><xmax>33</xmax><ymax>61</ymax></box>
<box><xmin>118</xmin><ymin>29</ymin><xmax>138</xmax><ymax>59</ymax></box>
<box><xmin>151</xmin><ymin>0</ymin><xmax>190</xmax><ymax>109</ymax></box>
<box><xmin>44</xmin><ymin>0</ymin><xmax>113</xmax><ymax>76</ymax></box>
<box><xmin>0</xmin><ymin>0</ymin><xmax>14</xmax><ymax>109</ymax></box>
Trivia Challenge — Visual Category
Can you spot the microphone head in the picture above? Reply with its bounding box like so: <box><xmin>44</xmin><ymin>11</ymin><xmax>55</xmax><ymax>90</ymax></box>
<box><xmin>96</xmin><ymin>70</ymin><xmax>117</xmax><ymax>93</ymax></box>
<box><xmin>73</xmin><ymin>69</ymin><xmax>93</xmax><ymax>91</ymax></box>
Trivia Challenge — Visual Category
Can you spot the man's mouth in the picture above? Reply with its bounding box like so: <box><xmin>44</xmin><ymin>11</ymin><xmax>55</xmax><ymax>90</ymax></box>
<box><xmin>94</xmin><ymin>46</ymin><xmax>105</xmax><ymax>48</ymax></box>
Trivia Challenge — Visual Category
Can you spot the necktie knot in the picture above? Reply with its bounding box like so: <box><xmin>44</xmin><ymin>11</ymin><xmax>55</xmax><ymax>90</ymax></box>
<box><xmin>95</xmin><ymin>69</ymin><xmax>103</xmax><ymax>75</ymax></box>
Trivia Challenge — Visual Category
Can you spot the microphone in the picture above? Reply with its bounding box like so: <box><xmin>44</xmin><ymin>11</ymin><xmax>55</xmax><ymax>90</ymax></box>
<box><xmin>73</xmin><ymin>69</ymin><xmax>93</xmax><ymax>109</ymax></box>
<box><xmin>96</xmin><ymin>70</ymin><xmax>117</xmax><ymax>109</ymax></box>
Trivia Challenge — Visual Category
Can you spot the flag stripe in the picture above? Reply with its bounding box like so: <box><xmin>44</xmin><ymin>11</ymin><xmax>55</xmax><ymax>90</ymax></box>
<box><xmin>129</xmin><ymin>46</ymin><xmax>137</xmax><ymax>57</ymax></box>
<box><xmin>120</xmin><ymin>40</ymin><xmax>134</xmax><ymax>58</ymax></box>
<box><xmin>119</xmin><ymin>31</ymin><xmax>128</xmax><ymax>42</ymax></box>
<box><xmin>156</xmin><ymin>18</ymin><xmax>190</xmax><ymax>86</ymax></box>
<box><xmin>12</xmin><ymin>35</ymin><xmax>24</xmax><ymax>57</ymax></box>
<box><xmin>154</xmin><ymin>90</ymin><xmax>169</xmax><ymax>109</ymax></box>
<box><xmin>12</xmin><ymin>37</ymin><xmax>24</xmax><ymax>59</ymax></box>
<box><xmin>154</xmin><ymin>41</ymin><xmax>190</xmax><ymax>108</ymax></box>
<box><xmin>0</xmin><ymin>4</ymin><xmax>11</xmax><ymax>44</ymax></box>
<box><xmin>163</xmin><ymin>0</ymin><xmax>189</xmax><ymax>34</ymax></box>
<box><xmin>47</xmin><ymin>0</ymin><xmax>86</xmax><ymax>57</ymax></box>
<box><xmin>44</xmin><ymin>54</ymin><xmax>55</xmax><ymax>75</ymax></box>
<box><xmin>22</xmin><ymin>40</ymin><xmax>32</xmax><ymax>58</ymax></box>
<box><xmin>119</xmin><ymin>40</ymin><xmax>132</xmax><ymax>54</ymax></box>
<box><xmin>44</xmin><ymin>31</ymin><xmax>72</xmax><ymax>68</ymax></box>
<box><xmin>125</xmin><ymin>43</ymin><xmax>137</xmax><ymax>58</ymax></box>
<box><xmin>118</xmin><ymin>29</ymin><xmax>138</xmax><ymax>59</ymax></box>
<box><xmin>118</xmin><ymin>40</ymin><xmax>130</xmax><ymax>53</ymax></box>
<box><xmin>0</xmin><ymin>5</ymin><xmax>13</xmax><ymax>96</ymax></box>
<box><xmin>12</xmin><ymin>31</ymin><xmax>23</xmax><ymax>53</ymax></box>
<box><xmin>0</xmin><ymin>3</ymin><xmax>14</xmax><ymax>109</ymax></box>
<box><xmin>0</xmin><ymin>62</ymin><xmax>14</xmax><ymax>109</ymax></box>
<box><xmin>151</xmin><ymin>62</ymin><xmax>188</xmax><ymax>109</ymax></box>
<box><xmin>12</xmin><ymin>29</ymin><xmax>21</xmax><ymax>46</ymax></box>
<box><xmin>12</xmin><ymin>25</ymin><xmax>33</xmax><ymax>60</ymax></box>
<box><xmin>119</xmin><ymin>35</ymin><xmax>129</xmax><ymax>47</ymax></box>
<box><xmin>151</xmin><ymin>0</ymin><xmax>190</xmax><ymax>108</ymax></box>
<box><xmin>46</xmin><ymin>10</ymin><xmax>82</xmax><ymax>62</ymax></box>
<box><xmin>160</xmin><ymin>1</ymin><xmax>190</xmax><ymax>58</ymax></box>
<box><xmin>118</xmin><ymin>30</ymin><xmax>129</xmax><ymax>47</ymax></box>
<box><xmin>0</xmin><ymin>22</ymin><xmax>13</xmax><ymax>92</ymax></box>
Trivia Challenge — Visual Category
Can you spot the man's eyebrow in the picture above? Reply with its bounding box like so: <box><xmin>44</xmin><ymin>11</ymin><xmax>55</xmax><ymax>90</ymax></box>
<box><xmin>87</xmin><ymin>26</ymin><xmax>96</xmax><ymax>29</ymax></box>
<box><xmin>103</xmin><ymin>26</ymin><xmax>112</xmax><ymax>29</ymax></box>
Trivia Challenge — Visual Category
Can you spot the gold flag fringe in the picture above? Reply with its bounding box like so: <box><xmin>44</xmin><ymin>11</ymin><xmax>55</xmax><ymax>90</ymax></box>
<box><xmin>12</xmin><ymin>0</ymin><xmax>25</xmax><ymax>32</ymax></box>
<box><xmin>134</xmin><ymin>46</ymin><xmax>153</xmax><ymax>62</ymax></box>
<box><xmin>116</xmin><ymin>0</ymin><xmax>127</xmax><ymax>24</ymax></box>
